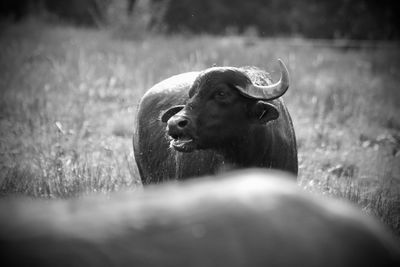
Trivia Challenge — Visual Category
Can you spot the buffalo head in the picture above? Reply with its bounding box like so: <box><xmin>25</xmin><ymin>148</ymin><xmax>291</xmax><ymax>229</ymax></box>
<box><xmin>161</xmin><ymin>59</ymin><xmax>290</xmax><ymax>153</ymax></box>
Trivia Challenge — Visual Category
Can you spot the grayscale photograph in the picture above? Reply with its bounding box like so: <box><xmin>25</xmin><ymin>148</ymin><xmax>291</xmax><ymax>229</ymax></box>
<box><xmin>0</xmin><ymin>0</ymin><xmax>399</xmax><ymax>266</ymax></box>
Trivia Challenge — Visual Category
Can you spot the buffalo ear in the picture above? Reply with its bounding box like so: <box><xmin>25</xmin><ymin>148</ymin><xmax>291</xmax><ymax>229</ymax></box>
<box><xmin>251</xmin><ymin>101</ymin><xmax>279</xmax><ymax>124</ymax></box>
<box><xmin>160</xmin><ymin>105</ymin><xmax>185</xmax><ymax>123</ymax></box>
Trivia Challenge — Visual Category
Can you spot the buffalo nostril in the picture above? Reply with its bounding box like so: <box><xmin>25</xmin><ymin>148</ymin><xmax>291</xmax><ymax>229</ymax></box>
<box><xmin>177</xmin><ymin>120</ymin><xmax>188</xmax><ymax>128</ymax></box>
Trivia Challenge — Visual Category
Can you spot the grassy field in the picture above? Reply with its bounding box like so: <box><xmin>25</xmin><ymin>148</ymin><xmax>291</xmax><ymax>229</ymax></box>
<box><xmin>1</xmin><ymin>20</ymin><xmax>400</xmax><ymax>235</ymax></box>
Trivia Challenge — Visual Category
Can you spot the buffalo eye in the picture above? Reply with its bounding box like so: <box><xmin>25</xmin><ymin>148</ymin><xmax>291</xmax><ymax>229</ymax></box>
<box><xmin>214</xmin><ymin>90</ymin><xmax>228</xmax><ymax>100</ymax></box>
<box><xmin>217</xmin><ymin>91</ymin><xmax>225</xmax><ymax>97</ymax></box>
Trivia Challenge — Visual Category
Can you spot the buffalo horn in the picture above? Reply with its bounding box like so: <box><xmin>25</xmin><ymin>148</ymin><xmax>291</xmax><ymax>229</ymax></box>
<box><xmin>236</xmin><ymin>59</ymin><xmax>290</xmax><ymax>100</ymax></box>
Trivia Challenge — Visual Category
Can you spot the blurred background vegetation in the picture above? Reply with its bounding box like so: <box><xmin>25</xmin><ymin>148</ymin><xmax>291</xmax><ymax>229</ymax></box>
<box><xmin>1</xmin><ymin>0</ymin><xmax>399</xmax><ymax>40</ymax></box>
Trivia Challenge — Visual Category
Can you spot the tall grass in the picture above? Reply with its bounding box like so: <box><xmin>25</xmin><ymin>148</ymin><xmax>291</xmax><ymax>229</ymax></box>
<box><xmin>0</xmin><ymin>21</ymin><xmax>399</xmax><ymax>233</ymax></box>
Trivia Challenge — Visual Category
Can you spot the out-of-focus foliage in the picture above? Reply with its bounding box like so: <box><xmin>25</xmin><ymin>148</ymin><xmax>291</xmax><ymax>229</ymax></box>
<box><xmin>0</xmin><ymin>0</ymin><xmax>111</xmax><ymax>26</ymax></box>
<box><xmin>163</xmin><ymin>0</ymin><xmax>399</xmax><ymax>39</ymax></box>
<box><xmin>1</xmin><ymin>0</ymin><xmax>399</xmax><ymax>39</ymax></box>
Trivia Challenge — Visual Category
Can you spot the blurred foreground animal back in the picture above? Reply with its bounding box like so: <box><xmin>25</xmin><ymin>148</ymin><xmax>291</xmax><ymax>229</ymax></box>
<box><xmin>0</xmin><ymin>169</ymin><xmax>399</xmax><ymax>267</ymax></box>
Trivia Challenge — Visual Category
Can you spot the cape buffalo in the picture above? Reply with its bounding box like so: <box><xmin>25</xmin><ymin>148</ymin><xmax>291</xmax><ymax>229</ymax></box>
<box><xmin>134</xmin><ymin>60</ymin><xmax>297</xmax><ymax>184</ymax></box>
<box><xmin>0</xmin><ymin>170</ymin><xmax>398</xmax><ymax>266</ymax></box>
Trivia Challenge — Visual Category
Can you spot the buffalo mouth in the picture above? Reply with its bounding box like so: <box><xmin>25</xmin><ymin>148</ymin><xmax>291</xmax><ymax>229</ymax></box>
<box><xmin>169</xmin><ymin>134</ymin><xmax>196</xmax><ymax>152</ymax></box>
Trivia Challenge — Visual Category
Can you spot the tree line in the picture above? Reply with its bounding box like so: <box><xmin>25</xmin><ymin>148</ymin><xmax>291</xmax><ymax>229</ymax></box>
<box><xmin>1</xmin><ymin>0</ymin><xmax>399</xmax><ymax>40</ymax></box>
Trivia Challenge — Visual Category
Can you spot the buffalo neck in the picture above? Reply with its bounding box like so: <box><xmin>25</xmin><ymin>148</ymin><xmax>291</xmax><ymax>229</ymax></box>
<box><xmin>218</xmin><ymin>125</ymin><xmax>273</xmax><ymax>169</ymax></box>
